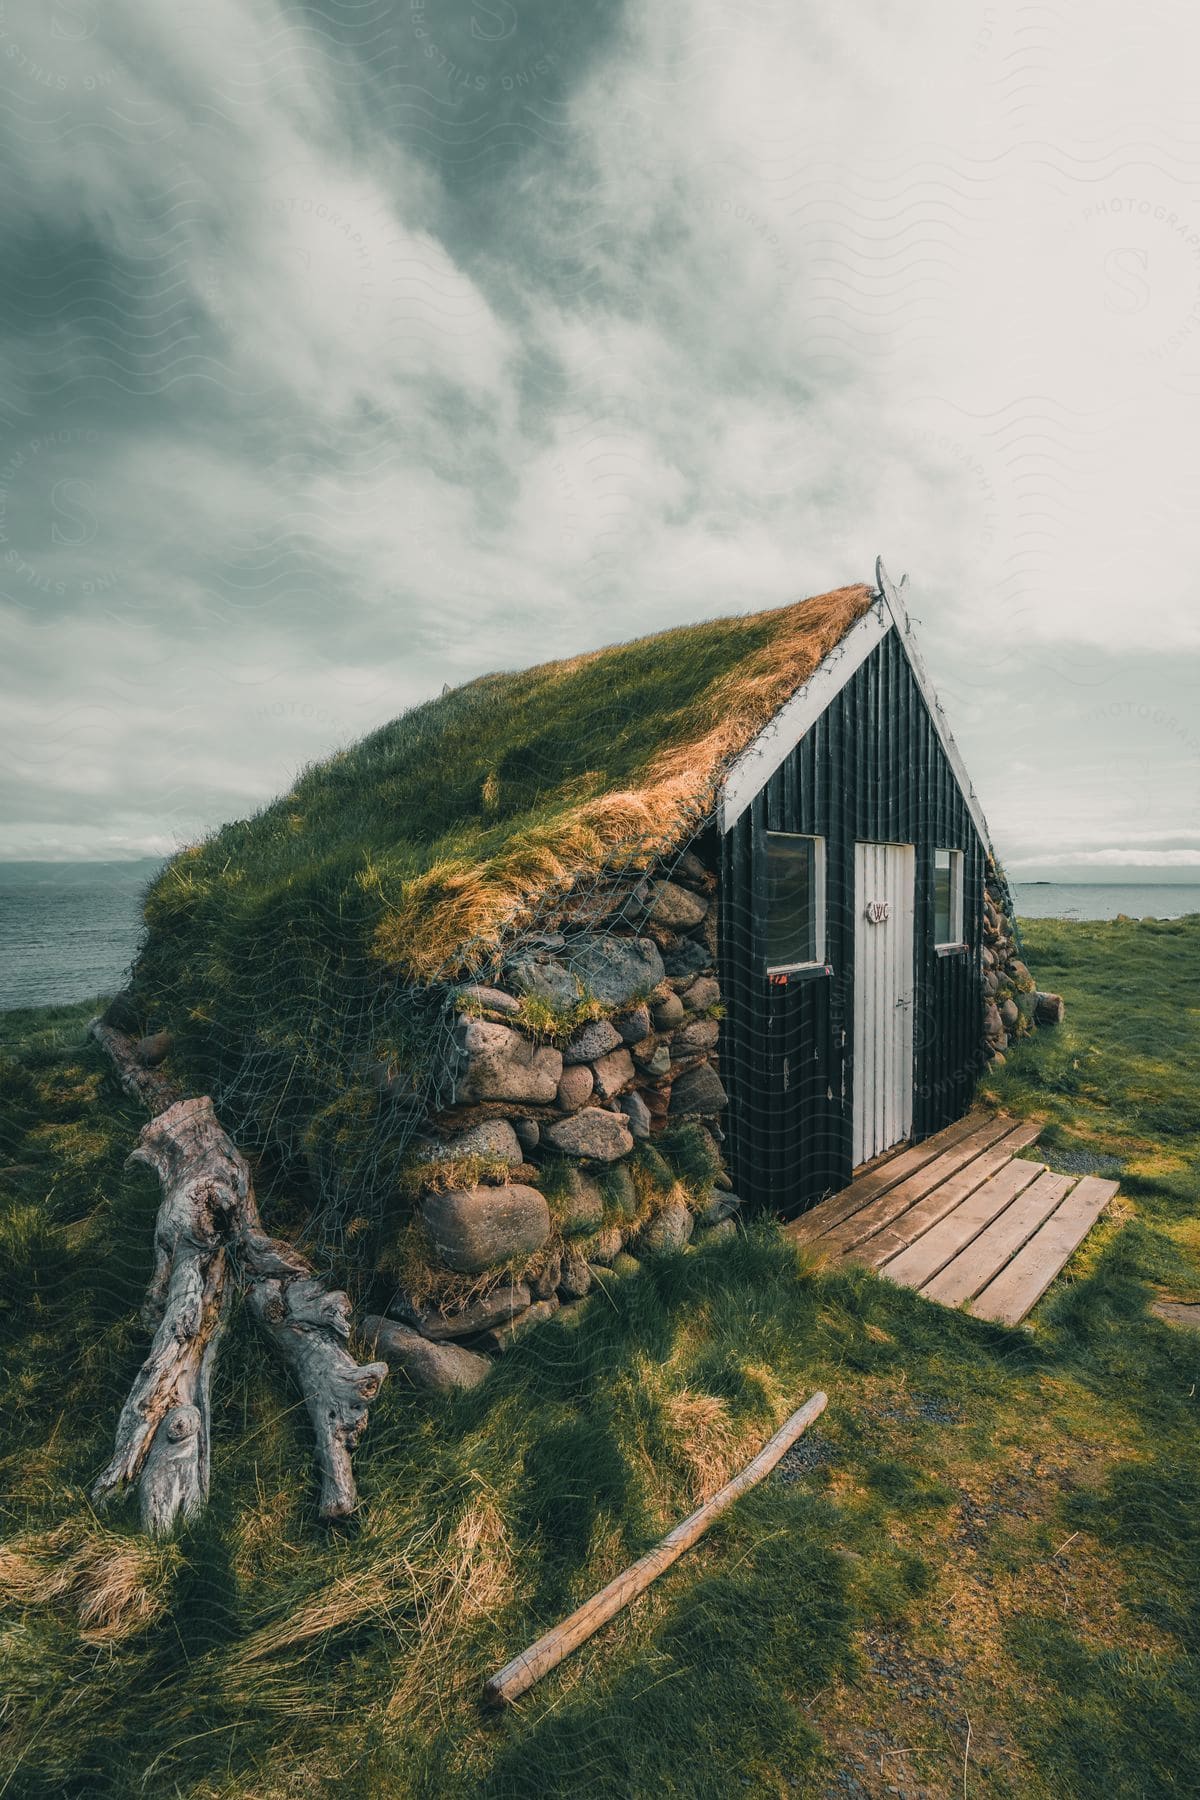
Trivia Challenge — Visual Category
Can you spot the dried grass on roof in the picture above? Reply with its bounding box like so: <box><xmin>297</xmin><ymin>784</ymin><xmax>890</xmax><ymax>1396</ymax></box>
<box><xmin>373</xmin><ymin>583</ymin><xmax>872</xmax><ymax>979</ymax></box>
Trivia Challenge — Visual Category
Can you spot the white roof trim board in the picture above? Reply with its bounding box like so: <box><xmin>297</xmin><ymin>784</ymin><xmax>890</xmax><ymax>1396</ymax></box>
<box><xmin>718</xmin><ymin>600</ymin><xmax>889</xmax><ymax>831</ymax></box>
<box><xmin>872</xmin><ymin>558</ymin><xmax>994</xmax><ymax>852</ymax></box>
<box><xmin>717</xmin><ymin>557</ymin><xmax>995</xmax><ymax>852</ymax></box>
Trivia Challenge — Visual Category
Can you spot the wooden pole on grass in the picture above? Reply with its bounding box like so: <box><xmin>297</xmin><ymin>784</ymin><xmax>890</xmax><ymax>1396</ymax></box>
<box><xmin>483</xmin><ymin>1388</ymin><xmax>828</xmax><ymax>1708</ymax></box>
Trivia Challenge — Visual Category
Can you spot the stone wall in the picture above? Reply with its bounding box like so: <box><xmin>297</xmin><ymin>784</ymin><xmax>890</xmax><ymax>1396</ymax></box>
<box><xmin>366</xmin><ymin>845</ymin><xmax>738</xmax><ymax>1392</ymax></box>
<box><xmin>981</xmin><ymin>858</ymin><xmax>1065</xmax><ymax>1065</ymax></box>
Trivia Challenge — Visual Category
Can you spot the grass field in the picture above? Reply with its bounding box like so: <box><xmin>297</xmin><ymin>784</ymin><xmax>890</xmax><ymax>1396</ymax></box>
<box><xmin>1</xmin><ymin>915</ymin><xmax>1198</xmax><ymax>1799</ymax></box>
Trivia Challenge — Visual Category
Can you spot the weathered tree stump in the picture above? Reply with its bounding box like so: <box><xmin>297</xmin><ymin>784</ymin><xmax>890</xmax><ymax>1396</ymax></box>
<box><xmin>91</xmin><ymin>1100</ymin><xmax>234</xmax><ymax>1533</ymax></box>
<box><xmin>88</xmin><ymin>1019</ymin><xmax>387</xmax><ymax>1534</ymax></box>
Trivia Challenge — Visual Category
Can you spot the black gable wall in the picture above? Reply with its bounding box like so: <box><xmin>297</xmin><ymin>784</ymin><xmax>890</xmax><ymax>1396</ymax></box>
<box><xmin>718</xmin><ymin>626</ymin><xmax>986</xmax><ymax>1216</ymax></box>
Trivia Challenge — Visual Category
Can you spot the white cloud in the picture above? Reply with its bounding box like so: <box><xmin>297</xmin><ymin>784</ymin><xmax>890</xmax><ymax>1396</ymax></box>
<box><xmin>2</xmin><ymin>0</ymin><xmax>1199</xmax><ymax>865</ymax></box>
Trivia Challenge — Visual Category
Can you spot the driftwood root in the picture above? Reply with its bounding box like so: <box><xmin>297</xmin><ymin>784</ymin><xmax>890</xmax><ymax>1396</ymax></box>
<box><xmin>89</xmin><ymin>1021</ymin><xmax>388</xmax><ymax>1533</ymax></box>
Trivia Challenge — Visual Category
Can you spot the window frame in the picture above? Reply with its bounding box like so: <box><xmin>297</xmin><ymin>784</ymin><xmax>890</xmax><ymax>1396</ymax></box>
<box><xmin>764</xmin><ymin>830</ymin><xmax>827</xmax><ymax>974</ymax></box>
<box><xmin>933</xmin><ymin>847</ymin><xmax>965</xmax><ymax>951</ymax></box>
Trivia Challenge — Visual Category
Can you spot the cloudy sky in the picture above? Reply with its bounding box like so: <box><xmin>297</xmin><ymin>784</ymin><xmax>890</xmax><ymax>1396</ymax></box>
<box><xmin>1</xmin><ymin>0</ymin><xmax>1198</xmax><ymax>879</ymax></box>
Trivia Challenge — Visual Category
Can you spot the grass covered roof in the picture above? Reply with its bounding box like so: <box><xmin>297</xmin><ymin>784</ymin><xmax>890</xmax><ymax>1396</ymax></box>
<box><xmin>145</xmin><ymin>581</ymin><xmax>871</xmax><ymax>985</ymax></box>
<box><xmin>130</xmin><ymin>582</ymin><xmax>872</xmax><ymax>1233</ymax></box>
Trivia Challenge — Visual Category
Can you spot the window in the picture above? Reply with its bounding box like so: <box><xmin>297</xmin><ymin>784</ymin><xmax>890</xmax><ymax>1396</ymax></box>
<box><xmin>933</xmin><ymin>848</ymin><xmax>964</xmax><ymax>947</ymax></box>
<box><xmin>765</xmin><ymin>832</ymin><xmax>825</xmax><ymax>969</ymax></box>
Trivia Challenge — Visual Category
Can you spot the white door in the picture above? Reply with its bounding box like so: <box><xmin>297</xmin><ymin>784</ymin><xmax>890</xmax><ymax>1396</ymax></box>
<box><xmin>852</xmin><ymin>842</ymin><xmax>915</xmax><ymax>1166</ymax></box>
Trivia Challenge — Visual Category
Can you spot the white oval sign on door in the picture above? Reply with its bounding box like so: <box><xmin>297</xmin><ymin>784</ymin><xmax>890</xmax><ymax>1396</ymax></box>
<box><xmin>865</xmin><ymin>899</ymin><xmax>890</xmax><ymax>923</ymax></box>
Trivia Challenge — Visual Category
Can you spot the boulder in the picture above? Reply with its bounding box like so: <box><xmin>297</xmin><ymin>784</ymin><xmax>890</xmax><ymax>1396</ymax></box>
<box><xmin>615</xmin><ymin>1003</ymin><xmax>651</xmax><ymax>1044</ymax></box>
<box><xmin>562</xmin><ymin>935</ymin><xmax>666</xmax><ymax>1008</ymax></box>
<box><xmin>592</xmin><ymin>1047</ymin><xmax>635</xmax><ymax>1101</ymax></box>
<box><xmin>389</xmin><ymin>1282</ymin><xmax>531</xmax><ymax>1341</ymax></box>
<box><xmin>556</xmin><ymin>1063</ymin><xmax>595</xmax><ymax>1111</ymax></box>
<box><xmin>457</xmin><ymin>983</ymin><xmax>522</xmax><ymax>1016</ymax></box>
<box><xmin>619</xmin><ymin>1090</ymin><xmax>651</xmax><ymax>1139</ymax></box>
<box><xmin>651</xmin><ymin>991</ymin><xmax>686</xmax><ymax>1029</ymax></box>
<box><xmin>134</xmin><ymin>1029</ymin><xmax>173</xmax><ymax>1068</ymax></box>
<box><xmin>610</xmin><ymin>1252</ymin><xmax>641</xmax><ymax>1278</ymax></box>
<box><xmin>696</xmin><ymin>1187</ymin><xmax>742</xmax><ymax>1227</ymax></box>
<box><xmin>635</xmin><ymin>1041</ymin><xmax>672</xmax><ymax>1077</ymax></box>
<box><xmin>694</xmin><ymin>1124</ymin><xmax>731</xmax><ymax>1185</ymax></box>
<box><xmin>671</xmin><ymin>1017</ymin><xmax>720</xmax><ymax>1058</ymax></box>
<box><xmin>636</xmin><ymin>1200</ymin><xmax>694</xmax><ymax>1254</ymax></box>
<box><xmin>663</xmin><ymin>938</ymin><xmax>710</xmax><ymax>982</ymax></box>
<box><xmin>562</xmin><ymin>1018</ymin><xmax>622</xmax><ymax>1065</ymax></box>
<box><xmin>580</xmin><ymin>1223</ymin><xmax>624</xmax><ymax>1265</ymax></box>
<box><xmin>529</xmin><ymin>1254</ymin><xmax>562</xmax><ymax>1301</ymax></box>
<box><xmin>557</xmin><ymin>1250</ymin><xmax>592</xmax><ymax>1300</ymax></box>
<box><xmin>695</xmin><ymin>1217</ymin><xmax>737</xmax><ymax>1245</ymax></box>
<box><xmin>637</xmin><ymin>879</ymin><xmax>709</xmax><ymax>931</ymax></box>
<box><xmin>982</xmin><ymin>1000</ymin><xmax>1004</xmax><ymax>1046</ymax></box>
<box><xmin>417</xmin><ymin>1118</ymin><xmax>523</xmax><ymax>1165</ymax></box>
<box><xmin>604</xmin><ymin>1163</ymin><xmax>639</xmax><ymax>1219</ymax></box>
<box><xmin>554</xmin><ymin>1168</ymin><xmax>605</xmax><ymax>1235</ymax></box>
<box><xmin>669</xmin><ymin>1063</ymin><xmax>728</xmax><ymax>1116</ymax></box>
<box><xmin>999</xmin><ymin>998</ymin><xmax>1020</xmax><ymax>1030</ymax></box>
<box><xmin>513</xmin><ymin>1117</ymin><xmax>540</xmax><ymax>1153</ymax></box>
<box><xmin>671</xmin><ymin>850</ymin><xmax>711</xmax><ymax>887</ymax></box>
<box><xmin>644</xmin><ymin>1085</ymin><xmax>672</xmax><ymax>1125</ymax></box>
<box><xmin>421</xmin><ymin>1182</ymin><xmax>551</xmax><ymax>1274</ymax></box>
<box><xmin>479</xmin><ymin>1297</ymin><xmax>559</xmax><ymax>1354</ymax></box>
<box><xmin>360</xmin><ymin>1317</ymin><xmax>490</xmax><ymax>1393</ymax></box>
<box><xmin>454</xmin><ymin>1019</ymin><xmax>562</xmax><ymax>1104</ymax></box>
<box><xmin>503</xmin><ymin>948</ymin><xmax>579</xmax><ymax>1009</ymax></box>
<box><xmin>681</xmin><ymin>975</ymin><xmax>720</xmax><ymax>1013</ymax></box>
<box><xmin>543</xmin><ymin>1108</ymin><xmax>635</xmax><ymax>1161</ymax></box>
<box><xmin>701</xmin><ymin>907</ymin><xmax>719</xmax><ymax>959</ymax></box>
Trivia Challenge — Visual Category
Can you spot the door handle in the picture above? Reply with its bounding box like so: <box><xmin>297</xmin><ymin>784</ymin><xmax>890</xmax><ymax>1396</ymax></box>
<box><xmin>894</xmin><ymin>997</ymin><xmax>911</xmax><ymax>1009</ymax></box>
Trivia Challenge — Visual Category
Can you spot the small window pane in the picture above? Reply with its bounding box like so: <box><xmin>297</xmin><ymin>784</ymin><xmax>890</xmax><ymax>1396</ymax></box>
<box><xmin>766</xmin><ymin>833</ymin><xmax>818</xmax><ymax>967</ymax></box>
<box><xmin>934</xmin><ymin>849</ymin><xmax>962</xmax><ymax>945</ymax></box>
<box><xmin>933</xmin><ymin>851</ymin><xmax>952</xmax><ymax>943</ymax></box>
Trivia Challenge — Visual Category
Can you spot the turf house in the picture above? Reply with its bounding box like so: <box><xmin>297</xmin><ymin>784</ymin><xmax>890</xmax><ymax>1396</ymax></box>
<box><xmin>96</xmin><ymin>557</ymin><xmax>1064</xmax><ymax>1526</ymax></box>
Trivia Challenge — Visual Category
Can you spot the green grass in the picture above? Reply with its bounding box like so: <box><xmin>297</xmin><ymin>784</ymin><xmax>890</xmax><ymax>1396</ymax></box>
<box><xmin>2</xmin><ymin>915</ymin><xmax>1199</xmax><ymax>1798</ymax></box>
<box><xmin>118</xmin><ymin>589</ymin><xmax>867</xmax><ymax>1255</ymax></box>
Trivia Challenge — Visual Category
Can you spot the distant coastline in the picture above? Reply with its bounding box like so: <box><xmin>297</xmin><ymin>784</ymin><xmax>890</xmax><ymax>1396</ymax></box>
<box><xmin>1011</xmin><ymin>880</ymin><xmax>1200</xmax><ymax>921</ymax></box>
<box><xmin>1</xmin><ymin>860</ymin><xmax>1198</xmax><ymax>1012</ymax></box>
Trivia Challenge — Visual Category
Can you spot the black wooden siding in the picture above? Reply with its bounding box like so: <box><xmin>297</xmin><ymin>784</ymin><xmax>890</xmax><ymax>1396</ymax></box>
<box><xmin>717</xmin><ymin>625</ymin><xmax>986</xmax><ymax>1217</ymax></box>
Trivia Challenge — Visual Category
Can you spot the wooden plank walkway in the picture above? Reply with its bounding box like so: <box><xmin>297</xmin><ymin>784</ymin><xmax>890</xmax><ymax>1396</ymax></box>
<box><xmin>786</xmin><ymin>1112</ymin><xmax>1118</xmax><ymax>1325</ymax></box>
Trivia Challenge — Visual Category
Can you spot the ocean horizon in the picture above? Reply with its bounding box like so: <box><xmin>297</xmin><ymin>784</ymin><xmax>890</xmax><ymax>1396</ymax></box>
<box><xmin>0</xmin><ymin>859</ymin><xmax>1197</xmax><ymax>1013</ymax></box>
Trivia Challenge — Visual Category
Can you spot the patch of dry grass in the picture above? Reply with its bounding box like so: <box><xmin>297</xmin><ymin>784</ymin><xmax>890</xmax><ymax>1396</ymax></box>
<box><xmin>371</xmin><ymin>584</ymin><xmax>871</xmax><ymax>979</ymax></box>
<box><xmin>0</xmin><ymin>1521</ymin><xmax>180</xmax><ymax>1643</ymax></box>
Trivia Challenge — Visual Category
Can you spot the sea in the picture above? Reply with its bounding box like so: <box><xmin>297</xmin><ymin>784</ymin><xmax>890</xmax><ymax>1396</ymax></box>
<box><xmin>0</xmin><ymin>859</ymin><xmax>163</xmax><ymax>1013</ymax></box>
<box><xmin>0</xmin><ymin>862</ymin><xmax>1198</xmax><ymax>1013</ymax></box>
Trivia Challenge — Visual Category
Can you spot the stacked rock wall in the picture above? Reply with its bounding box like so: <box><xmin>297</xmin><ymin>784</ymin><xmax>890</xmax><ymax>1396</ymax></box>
<box><xmin>366</xmin><ymin>844</ymin><xmax>739</xmax><ymax>1390</ymax></box>
<box><xmin>981</xmin><ymin>858</ymin><xmax>1065</xmax><ymax>1065</ymax></box>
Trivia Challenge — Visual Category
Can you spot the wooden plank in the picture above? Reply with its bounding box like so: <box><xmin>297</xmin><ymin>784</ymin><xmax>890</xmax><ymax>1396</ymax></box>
<box><xmin>879</xmin><ymin>1155</ymin><xmax>1047</xmax><ymax>1291</ymax></box>
<box><xmin>969</xmin><ymin>1177</ymin><xmax>1120</xmax><ymax>1326</ymax></box>
<box><xmin>848</xmin><ymin>1122</ymin><xmax>1044</xmax><ymax>1269</ymax></box>
<box><xmin>785</xmin><ymin>1110</ymin><xmax>997</xmax><ymax>1244</ymax></box>
<box><xmin>484</xmin><ymin>1390</ymin><xmax>829</xmax><ymax>1706</ymax></box>
<box><xmin>808</xmin><ymin>1117</ymin><xmax>1033</xmax><ymax>1257</ymax></box>
<box><xmin>919</xmin><ymin>1169</ymin><xmax>1074</xmax><ymax>1307</ymax></box>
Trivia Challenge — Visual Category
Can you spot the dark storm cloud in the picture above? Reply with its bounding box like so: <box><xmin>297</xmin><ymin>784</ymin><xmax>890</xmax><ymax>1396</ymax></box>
<box><xmin>0</xmin><ymin>0</ymin><xmax>1197</xmax><ymax>867</ymax></box>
